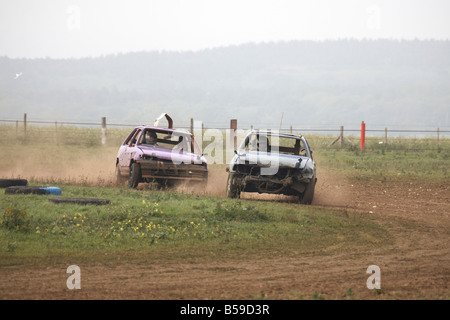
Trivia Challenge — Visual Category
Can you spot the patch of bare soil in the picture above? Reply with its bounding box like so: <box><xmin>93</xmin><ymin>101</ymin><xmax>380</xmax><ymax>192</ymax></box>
<box><xmin>1</xmin><ymin>166</ymin><xmax>449</xmax><ymax>300</ymax></box>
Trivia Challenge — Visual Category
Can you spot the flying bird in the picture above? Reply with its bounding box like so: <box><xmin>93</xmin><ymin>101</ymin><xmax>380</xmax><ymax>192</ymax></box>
<box><xmin>14</xmin><ymin>72</ymin><xmax>22</xmax><ymax>79</ymax></box>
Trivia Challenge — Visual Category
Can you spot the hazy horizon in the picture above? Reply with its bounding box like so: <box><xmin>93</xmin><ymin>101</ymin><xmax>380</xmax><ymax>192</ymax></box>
<box><xmin>1</xmin><ymin>0</ymin><xmax>450</xmax><ymax>59</ymax></box>
<box><xmin>1</xmin><ymin>2</ymin><xmax>449</xmax><ymax>132</ymax></box>
<box><xmin>1</xmin><ymin>40</ymin><xmax>449</xmax><ymax>131</ymax></box>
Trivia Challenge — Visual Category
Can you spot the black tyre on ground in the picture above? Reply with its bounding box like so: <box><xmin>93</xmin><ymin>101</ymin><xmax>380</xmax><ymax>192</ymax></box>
<box><xmin>226</xmin><ymin>173</ymin><xmax>241</xmax><ymax>199</ymax></box>
<box><xmin>49</xmin><ymin>197</ymin><xmax>110</xmax><ymax>205</ymax></box>
<box><xmin>299</xmin><ymin>176</ymin><xmax>316</xmax><ymax>205</ymax></box>
<box><xmin>0</xmin><ymin>179</ymin><xmax>28</xmax><ymax>188</ymax></box>
<box><xmin>128</xmin><ymin>162</ymin><xmax>141</xmax><ymax>189</ymax></box>
<box><xmin>5</xmin><ymin>186</ymin><xmax>46</xmax><ymax>195</ymax></box>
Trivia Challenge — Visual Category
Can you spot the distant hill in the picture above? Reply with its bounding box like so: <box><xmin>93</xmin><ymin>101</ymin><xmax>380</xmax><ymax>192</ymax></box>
<box><xmin>1</xmin><ymin>39</ymin><xmax>449</xmax><ymax>130</ymax></box>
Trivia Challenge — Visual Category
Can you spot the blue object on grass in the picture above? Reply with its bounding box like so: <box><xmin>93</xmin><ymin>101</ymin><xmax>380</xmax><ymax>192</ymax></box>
<box><xmin>41</xmin><ymin>187</ymin><xmax>62</xmax><ymax>195</ymax></box>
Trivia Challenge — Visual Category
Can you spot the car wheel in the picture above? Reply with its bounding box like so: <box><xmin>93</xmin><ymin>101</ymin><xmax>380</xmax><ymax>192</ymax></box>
<box><xmin>299</xmin><ymin>176</ymin><xmax>316</xmax><ymax>205</ymax></box>
<box><xmin>226</xmin><ymin>173</ymin><xmax>241</xmax><ymax>199</ymax></box>
<box><xmin>128</xmin><ymin>162</ymin><xmax>141</xmax><ymax>189</ymax></box>
<box><xmin>161</xmin><ymin>179</ymin><xmax>177</xmax><ymax>189</ymax></box>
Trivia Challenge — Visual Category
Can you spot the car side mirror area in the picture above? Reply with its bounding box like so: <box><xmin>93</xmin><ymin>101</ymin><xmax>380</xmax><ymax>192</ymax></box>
<box><xmin>129</xmin><ymin>138</ymin><xmax>137</xmax><ymax>147</ymax></box>
<box><xmin>234</xmin><ymin>150</ymin><xmax>245</xmax><ymax>157</ymax></box>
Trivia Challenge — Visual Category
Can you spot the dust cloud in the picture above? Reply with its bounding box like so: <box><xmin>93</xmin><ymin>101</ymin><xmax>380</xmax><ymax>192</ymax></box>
<box><xmin>1</xmin><ymin>147</ymin><xmax>351</xmax><ymax>207</ymax></box>
<box><xmin>0</xmin><ymin>146</ymin><xmax>117</xmax><ymax>186</ymax></box>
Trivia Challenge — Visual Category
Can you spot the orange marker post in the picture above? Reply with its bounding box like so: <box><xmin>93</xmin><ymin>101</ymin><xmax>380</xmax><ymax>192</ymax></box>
<box><xmin>360</xmin><ymin>121</ymin><xmax>366</xmax><ymax>151</ymax></box>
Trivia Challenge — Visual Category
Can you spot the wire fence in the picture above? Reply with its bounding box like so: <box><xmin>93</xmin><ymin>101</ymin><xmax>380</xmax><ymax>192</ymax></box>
<box><xmin>1</xmin><ymin>116</ymin><xmax>449</xmax><ymax>152</ymax></box>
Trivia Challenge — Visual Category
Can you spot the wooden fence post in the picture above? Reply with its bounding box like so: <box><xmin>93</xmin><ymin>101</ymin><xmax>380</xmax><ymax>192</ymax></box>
<box><xmin>23</xmin><ymin>113</ymin><xmax>27</xmax><ymax>139</ymax></box>
<box><xmin>55</xmin><ymin>121</ymin><xmax>58</xmax><ymax>144</ymax></box>
<box><xmin>101</xmin><ymin>117</ymin><xmax>107</xmax><ymax>145</ymax></box>
<box><xmin>437</xmin><ymin>127</ymin><xmax>440</xmax><ymax>150</ymax></box>
<box><xmin>328</xmin><ymin>125</ymin><xmax>346</xmax><ymax>148</ymax></box>
<box><xmin>230</xmin><ymin>119</ymin><xmax>237</xmax><ymax>151</ymax></box>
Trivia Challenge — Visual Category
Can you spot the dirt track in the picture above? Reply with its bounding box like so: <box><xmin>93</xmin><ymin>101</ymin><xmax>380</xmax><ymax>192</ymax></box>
<box><xmin>1</xmin><ymin>166</ymin><xmax>449</xmax><ymax>300</ymax></box>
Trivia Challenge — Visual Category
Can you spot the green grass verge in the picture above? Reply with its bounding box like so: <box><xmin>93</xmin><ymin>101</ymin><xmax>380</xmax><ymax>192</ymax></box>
<box><xmin>0</xmin><ymin>184</ymin><xmax>389</xmax><ymax>265</ymax></box>
<box><xmin>315</xmin><ymin>148</ymin><xmax>450</xmax><ymax>182</ymax></box>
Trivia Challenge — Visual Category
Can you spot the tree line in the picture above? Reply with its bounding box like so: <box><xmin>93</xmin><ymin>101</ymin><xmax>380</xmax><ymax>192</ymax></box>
<box><xmin>1</xmin><ymin>39</ymin><xmax>449</xmax><ymax>129</ymax></box>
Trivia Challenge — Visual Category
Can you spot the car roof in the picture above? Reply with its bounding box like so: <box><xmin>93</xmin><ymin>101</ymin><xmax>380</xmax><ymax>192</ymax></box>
<box><xmin>249</xmin><ymin>130</ymin><xmax>303</xmax><ymax>139</ymax></box>
<box><xmin>135</xmin><ymin>126</ymin><xmax>191</xmax><ymax>135</ymax></box>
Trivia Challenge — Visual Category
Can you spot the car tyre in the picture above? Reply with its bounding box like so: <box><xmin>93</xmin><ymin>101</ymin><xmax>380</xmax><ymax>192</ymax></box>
<box><xmin>128</xmin><ymin>162</ymin><xmax>141</xmax><ymax>189</ymax></box>
<box><xmin>226</xmin><ymin>173</ymin><xmax>241</xmax><ymax>199</ymax></box>
<box><xmin>299</xmin><ymin>176</ymin><xmax>316</xmax><ymax>205</ymax></box>
<box><xmin>49</xmin><ymin>197</ymin><xmax>110</xmax><ymax>205</ymax></box>
<box><xmin>0</xmin><ymin>179</ymin><xmax>28</xmax><ymax>188</ymax></box>
<box><xmin>5</xmin><ymin>186</ymin><xmax>46</xmax><ymax>195</ymax></box>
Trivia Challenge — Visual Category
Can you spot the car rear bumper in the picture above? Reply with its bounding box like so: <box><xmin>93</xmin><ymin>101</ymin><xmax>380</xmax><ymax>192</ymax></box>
<box><xmin>139</xmin><ymin>159</ymin><xmax>208</xmax><ymax>181</ymax></box>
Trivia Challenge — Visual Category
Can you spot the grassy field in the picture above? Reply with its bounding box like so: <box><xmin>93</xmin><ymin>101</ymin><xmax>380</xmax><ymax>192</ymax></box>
<box><xmin>315</xmin><ymin>148</ymin><xmax>450</xmax><ymax>181</ymax></box>
<box><xmin>0</xmin><ymin>125</ymin><xmax>449</xmax><ymax>299</ymax></box>
<box><xmin>0</xmin><ymin>181</ymin><xmax>392</xmax><ymax>266</ymax></box>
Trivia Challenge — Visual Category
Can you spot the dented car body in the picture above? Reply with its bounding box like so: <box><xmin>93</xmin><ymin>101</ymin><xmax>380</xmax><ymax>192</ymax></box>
<box><xmin>226</xmin><ymin>130</ymin><xmax>316</xmax><ymax>204</ymax></box>
<box><xmin>116</xmin><ymin>126</ymin><xmax>208</xmax><ymax>188</ymax></box>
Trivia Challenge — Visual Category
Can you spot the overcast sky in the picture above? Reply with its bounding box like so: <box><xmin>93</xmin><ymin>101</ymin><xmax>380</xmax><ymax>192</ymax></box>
<box><xmin>1</xmin><ymin>0</ymin><xmax>449</xmax><ymax>59</ymax></box>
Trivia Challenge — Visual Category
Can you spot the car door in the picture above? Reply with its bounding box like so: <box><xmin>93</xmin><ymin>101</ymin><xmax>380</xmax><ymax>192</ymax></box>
<box><xmin>118</xmin><ymin>129</ymin><xmax>141</xmax><ymax>169</ymax></box>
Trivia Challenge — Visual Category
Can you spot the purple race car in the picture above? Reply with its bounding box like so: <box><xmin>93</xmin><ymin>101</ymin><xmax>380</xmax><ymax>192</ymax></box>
<box><xmin>115</xmin><ymin>126</ymin><xmax>208</xmax><ymax>188</ymax></box>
